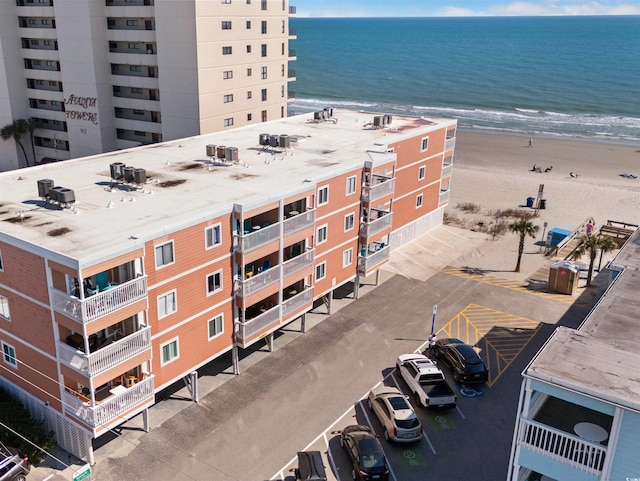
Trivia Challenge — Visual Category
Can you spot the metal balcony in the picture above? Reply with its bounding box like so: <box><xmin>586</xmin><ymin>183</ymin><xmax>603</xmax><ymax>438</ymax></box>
<box><xmin>441</xmin><ymin>164</ymin><xmax>452</xmax><ymax>178</ymax></box>
<box><xmin>360</xmin><ymin>212</ymin><xmax>393</xmax><ymax>238</ymax></box>
<box><xmin>58</xmin><ymin>327</ymin><xmax>151</xmax><ymax>377</ymax></box>
<box><xmin>362</xmin><ymin>178</ymin><xmax>395</xmax><ymax>203</ymax></box>
<box><xmin>283</xmin><ymin>209</ymin><xmax>315</xmax><ymax>237</ymax></box>
<box><xmin>51</xmin><ymin>275</ymin><xmax>148</xmax><ymax>324</ymax></box>
<box><xmin>283</xmin><ymin>249</ymin><xmax>314</xmax><ymax>278</ymax></box>
<box><xmin>234</xmin><ymin>265</ymin><xmax>281</xmax><ymax>298</ymax></box>
<box><xmin>439</xmin><ymin>190</ymin><xmax>450</xmax><ymax>205</ymax></box>
<box><xmin>445</xmin><ymin>137</ymin><xmax>456</xmax><ymax>151</ymax></box>
<box><xmin>236</xmin><ymin>305</ymin><xmax>280</xmax><ymax>343</ymax></box>
<box><xmin>236</xmin><ymin>223</ymin><xmax>279</xmax><ymax>253</ymax></box>
<box><xmin>517</xmin><ymin>418</ymin><xmax>606</xmax><ymax>476</ymax></box>
<box><xmin>358</xmin><ymin>245</ymin><xmax>391</xmax><ymax>274</ymax></box>
<box><xmin>282</xmin><ymin>288</ymin><xmax>312</xmax><ymax>320</ymax></box>
<box><xmin>63</xmin><ymin>374</ymin><xmax>154</xmax><ymax>429</ymax></box>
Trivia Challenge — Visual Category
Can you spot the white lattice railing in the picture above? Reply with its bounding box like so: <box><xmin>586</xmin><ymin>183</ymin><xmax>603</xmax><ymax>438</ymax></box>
<box><xmin>236</xmin><ymin>306</ymin><xmax>280</xmax><ymax>343</ymax></box>
<box><xmin>282</xmin><ymin>288</ymin><xmax>313</xmax><ymax>321</ymax></box>
<box><xmin>358</xmin><ymin>245</ymin><xmax>391</xmax><ymax>274</ymax></box>
<box><xmin>360</xmin><ymin>212</ymin><xmax>393</xmax><ymax>237</ymax></box>
<box><xmin>362</xmin><ymin>178</ymin><xmax>395</xmax><ymax>202</ymax></box>
<box><xmin>237</xmin><ymin>222</ymin><xmax>280</xmax><ymax>252</ymax></box>
<box><xmin>64</xmin><ymin>374</ymin><xmax>154</xmax><ymax>428</ymax></box>
<box><xmin>283</xmin><ymin>249</ymin><xmax>314</xmax><ymax>278</ymax></box>
<box><xmin>518</xmin><ymin>418</ymin><xmax>606</xmax><ymax>476</ymax></box>
<box><xmin>235</xmin><ymin>265</ymin><xmax>282</xmax><ymax>298</ymax></box>
<box><xmin>58</xmin><ymin>327</ymin><xmax>151</xmax><ymax>377</ymax></box>
<box><xmin>51</xmin><ymin>275</ymin><xmax>147</xmax><ymax>324</ymax></box>
<box><xmin>283</xmin><ymin>209</ymin><xmax>315</xmax><ymax>236</ymax></box>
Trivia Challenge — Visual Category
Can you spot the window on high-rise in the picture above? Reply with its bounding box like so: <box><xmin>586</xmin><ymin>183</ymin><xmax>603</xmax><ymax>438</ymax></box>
<box><xmin>261</xmin><ymin>21</ymin><xmax>267</xmax><ymax>34</ymax></box>
<box><xmin>224</xmin><ymin>118</ymin><xmax>234</xmax><ymax>127</ymax></box>
<box><xmin>261</xmin><ymin>66</ymin><xmax>267</xmax><ymax>79</ymax></box>
<box><xmin>223</xmin><ymin>70</ymin><xmax>233</xmax><ymax>79</ymax></box>
<box><xmin>246</xmin><ymin>20</ymin><xmax>251</xmax><ymax>29</ymax></box>
<box><xmin>222</xmin><ymin>21</ymin><xmax>232</xmax><ymax>30</ymax></box>
<box><xmin>224</xmin><ymin>94</ymin><xmax>233</xmax><ymax>103</ymax></box>
<box><xmin>261</xmin><ymin>89</ymin><xmax>267</xmax><ymax>101</ymax></box>
<box><xmin>222</xmin><ymin>46</ymin><xmax>232</xmax><ymax>55</ymax></box>
<box><xmin>261</xmin><ymin>0</ymin><xmax>267</xmax><ymax>10</ymax></box>
<box><xmin>261</xmin><ymin>110</ymin><xmax>267</xmax><ymax>122</ymax></box>
<box><xmin>246</xmin><ymin>45</ymin><xmax>251</xmax><ymax>53</ymax></box>
<box><xmin>261</xmin><ymin>44</ymin><xmax>267</xmax><ymax>57</ymax></box>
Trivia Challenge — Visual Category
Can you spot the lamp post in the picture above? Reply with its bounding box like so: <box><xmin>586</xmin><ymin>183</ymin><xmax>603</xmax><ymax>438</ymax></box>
<box><xmin>430</xmin><ymin>304</ymin><xmax>437</xmax><ymax>337</ymax></box>
<box><xmin>540</xmin><ymin>221</ymin><xmax>548</xmax><ymax>253</ymax></box>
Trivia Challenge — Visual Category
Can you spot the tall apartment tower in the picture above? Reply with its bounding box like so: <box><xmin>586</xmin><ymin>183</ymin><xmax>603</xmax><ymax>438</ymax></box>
<box><xmin>0</xmin><ymin>0</ymin><xmax>296</xmax><ymax>171</ymax></box>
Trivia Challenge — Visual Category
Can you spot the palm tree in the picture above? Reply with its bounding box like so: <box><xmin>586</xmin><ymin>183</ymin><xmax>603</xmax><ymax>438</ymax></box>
<box><xmin>510</xmin><ymin>218</ymin><xmax>539</xmax><ymax>272</ymax></box>
<box><xmin>573</xmin><ymin>234</ymin><xmax>617</xmax><ymax>286</ymax></box>
<box><xmin>1</xmin><ymin>120</ymin><xmax>30</xmax><ymax>168</ymax></box>
<box><xmin>21</xmin><ymin>118</ymin><xmax>38</xmax><ymax>166</ymax></box>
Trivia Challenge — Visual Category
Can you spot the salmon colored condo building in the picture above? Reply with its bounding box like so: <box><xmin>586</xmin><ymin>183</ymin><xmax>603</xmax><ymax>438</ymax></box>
<box><xmin>0</xmin><ymin>109</ymin><xmax>456</xmax><ymax>463</ymax></box>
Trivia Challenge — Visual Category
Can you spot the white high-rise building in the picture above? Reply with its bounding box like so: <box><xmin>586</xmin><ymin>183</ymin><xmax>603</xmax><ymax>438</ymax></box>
<box><xmin>0</xmin><ymin>0</ymin><xmax>296</xmax><ymax>171</ymax></box>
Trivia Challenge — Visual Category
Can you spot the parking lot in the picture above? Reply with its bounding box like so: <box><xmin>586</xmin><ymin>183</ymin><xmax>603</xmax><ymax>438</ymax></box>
<box><xmin>31</xmin><ymin>226</ymin><xmax>602</xmax><ymax>481</ymax></box>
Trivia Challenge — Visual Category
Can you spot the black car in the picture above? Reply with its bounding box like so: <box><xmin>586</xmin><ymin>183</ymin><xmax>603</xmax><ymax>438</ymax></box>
<box><xmin>340</xmin><ymin>425</ymin><xmax>390</xmax><ymax>481</ymax></box>
<box><xmin>432</xmin><ymin>338</ymin><xmax>489</xmax><ymax>384</ymax></box>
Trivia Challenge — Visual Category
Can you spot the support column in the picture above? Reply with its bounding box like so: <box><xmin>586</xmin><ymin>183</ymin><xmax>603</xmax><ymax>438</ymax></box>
<box><xmin>232</xmin><ymin>346</ymin><xmax>240</xmax><ymax>375</ymax></box>
<box><xmin>300</xmin><ymin>313</ymin><xmax>307</xmax><ymax>333</ymax></box>
<box><xmin>375</xmin><ymin>269</ymin><xmax>381</xmax><ymax>286</ymax></box>
<box><xmin>142</xmin><ymin>408</ymin><xmax>150</xmax><ymax>432</ymax></box>
<box><xmin>266</xmin><ymin>333</ymin><xmax>274</xmax><ymax>352</ymax></box>
<box><xmin>86</xmin><ymin>432</ymin><xmax>95</xmax><ymax>466</ymax></box>
<box><xmin>327</xmin><ymin>291</ymin><xmax>333</xmax><ymax>315</ymax></box>
<box><xmin>354</xmin><ymin>273</ymin><xmax>360</xmax><ymax>299</ymax></box>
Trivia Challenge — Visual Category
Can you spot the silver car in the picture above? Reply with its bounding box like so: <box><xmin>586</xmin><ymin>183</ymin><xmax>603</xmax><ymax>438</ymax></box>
<box><xmin>367</xmin><ymin>386</ymin><xmax>423</xmax><ymax>442</ymax></box>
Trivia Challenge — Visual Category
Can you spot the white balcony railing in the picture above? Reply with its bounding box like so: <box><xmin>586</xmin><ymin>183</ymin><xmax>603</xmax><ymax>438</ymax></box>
<box><xmin>235</xmin><ymin>265</ymin><xmax>282</xmax><ymax>298</ymax></box>
<box><xmin>362</xmin><ymin>178</ymin><xmax>395</xmax><ymax>203</ymax></box>
<box><xmin>58</xmin><ymin>327</ymin><xmax>151</xmax><ymax>377</ymax></box>
<box><xmin>51</xmin><ymin>275</ymin><xmax>147</xmax><ymax>324</ymax></box>
<box><xmin>284</xmin><ymin>209</ymin><xmax>315</xmax><ymax>236</ymax></box>
<box><xmin>445</xmin><ymin>137</ymin><xmax>456</xmax><ymax>151</ymax></box>
<box><xmin>282</xmin><ymin>288</ymin><xmax>313</xmax><ymax>320</ymax></box>
<box><xmin>237</xmin><ymin>223</ymin><xmax>280</xmax><ymax>252</ymax></box>
<box><xmin>439</xmin><ymin>190</ymin><xmax>450</xmax><ymax>205</ymax></box>
<box><xmin>360</xmin><ymin>212</ymin><xmax>393</xmax><ymax>238</ymax></box>
<box><xmin>63</xmin><ymin>374</ymin><xmax>154</xmax><ymax>428</ymax></box>
<box><xmin>236</xmin><ymin>306</ymin><xmax>280</xmax><ymax>342</ymax></box>
<box><xmin>283</xmin><ymin>249</ymin><xmax>314</xmax><ymax>278</ymax></box>
<box><xmin>518</xmin><ymin>418</ymin><xmax>606</xmax><ymax>476</ymax></box>
<box><xmin>358</xmin><ymin>245</ymin><xmax>391</xmax><ymax>274</ymax></box>
<box><xmin>441</xmin><ymin>164</ymin><xmax>453</xmax><ymax>178</ymax></box>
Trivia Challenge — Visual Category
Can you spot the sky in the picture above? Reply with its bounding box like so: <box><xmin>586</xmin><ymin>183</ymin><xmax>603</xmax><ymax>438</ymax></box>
<box><xmin>292</xmin><ymin>0</ymin><xmax>640</xmax><ymax>17</ymax></box>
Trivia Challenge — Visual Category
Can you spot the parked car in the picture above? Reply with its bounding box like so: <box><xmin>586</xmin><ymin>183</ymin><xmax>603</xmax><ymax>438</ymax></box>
<box><xmin>432</xmin><ymin>338</ymin><xmax>489</xmax><ymax>384</ymax></box>
<box><xmin>340</xmin><ymin>425</ymin><xmax>390</xmax><ymax>481</ymax></box>
<box><xmin>0</xmin><ymin>442</ymin><xmax>29</xmax><ymax>481</ymax></box>
<box><xmin>367</xmin><ymin>386</ymin><xmax>422</xmax><ymax>442</ymax></box>
<box><xmin>294</xmin><ymin>451</ymin><xmax>327</xmax><ymax>481</ymax></box>
<box><xmin>395</xmin><ymin>354</ymin><xmax>457</xmax><ymax>408</ymax></box>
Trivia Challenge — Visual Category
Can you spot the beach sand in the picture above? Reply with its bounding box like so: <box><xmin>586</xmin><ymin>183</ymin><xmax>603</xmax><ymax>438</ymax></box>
<box><xmin>444</xmin><ymin>131</ymin><xmax>640</xmax><ymax>281</ymax></box>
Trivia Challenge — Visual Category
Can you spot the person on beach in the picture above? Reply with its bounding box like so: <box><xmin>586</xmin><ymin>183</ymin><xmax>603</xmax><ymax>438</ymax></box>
<box><xmin>529</xmin><ymin>138</ymin><xmax>533</xmax><ymax>148</ymax></box>
<box><xmin>428</xmin><ymin>333</ymin><xmax>437</xmax><ymax>355</ymax></box>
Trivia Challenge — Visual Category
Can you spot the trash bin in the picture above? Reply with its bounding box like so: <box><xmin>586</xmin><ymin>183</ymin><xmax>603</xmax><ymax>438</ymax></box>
<box><xmin>526</xmin><ymin>197</ymin><xmax>535</xmax><ymax>208</ymax></box>
<box><xmin>539</xmin><ymin>199</ymin><xmax>547</xmax><ymax>209</ymax></box>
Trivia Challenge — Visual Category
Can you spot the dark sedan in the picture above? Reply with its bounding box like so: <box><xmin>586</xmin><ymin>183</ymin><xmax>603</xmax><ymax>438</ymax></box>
<box><xmin>339</xmin><ymin>425</ymin><xmax>390</xmax><ymax>481</ymax></box>
<box><xmin>432</xmin><ymin>338</ymin><xmax>489</xmax><ymax>384</ymax></box>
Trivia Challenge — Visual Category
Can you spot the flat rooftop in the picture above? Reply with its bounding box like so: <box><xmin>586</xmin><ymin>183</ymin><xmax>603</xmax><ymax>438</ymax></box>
<box><xmin>0</xmin><ymin>109</ymin><xmax>454</xmax><ymax>267</ymax></box>
<box><xmin>526</xmin><ymin>228</ymin><xmax>640</xmax><ymax>413</ymax></box>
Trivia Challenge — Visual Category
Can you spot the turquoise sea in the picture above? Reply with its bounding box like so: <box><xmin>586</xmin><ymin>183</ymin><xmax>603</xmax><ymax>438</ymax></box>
<box><xmin>289</xmin><ymin>16</ymin><xmax>640</xmax><ymax>143</ymax></box>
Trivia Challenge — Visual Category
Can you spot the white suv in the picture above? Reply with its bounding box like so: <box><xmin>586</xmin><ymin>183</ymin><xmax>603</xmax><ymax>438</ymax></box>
<box><xmin>0</xmin><ymin>443</ymin><xmax>29</xmax><ymax>481</ymax></box>
<box><xmin>367</xmin><ymin>386</ymin><xmax>423</xmax><ymax>442</ymax></box>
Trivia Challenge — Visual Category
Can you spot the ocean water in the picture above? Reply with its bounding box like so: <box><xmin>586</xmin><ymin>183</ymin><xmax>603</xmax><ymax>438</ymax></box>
<box><xmin>289</xmin><ymin>16</ymin><xmax>640</xmax><ymax>143</ymax></box>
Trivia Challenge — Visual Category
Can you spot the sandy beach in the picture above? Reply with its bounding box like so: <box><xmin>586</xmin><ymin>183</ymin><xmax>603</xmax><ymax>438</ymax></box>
<box><xmin>444</xmin><ymin>131</ymin><xmax>640</xmax><ymax>281</ymax></box>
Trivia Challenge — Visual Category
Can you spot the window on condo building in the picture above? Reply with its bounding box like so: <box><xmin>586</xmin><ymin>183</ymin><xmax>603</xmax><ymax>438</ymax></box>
<box><xmin>246</xmin><ymin>20</ymin><xmax>251</xmax><ymax>29</ymax></box>
<box><xmin>416</xmin><ymin>194</ymin><xmax>423</xmax><ymax>208</ymax></box>
<box><xmin>158</xmin><ymin>291</ymin><xmax>177</xmax><ymax>318</ymax></box>
<box><xmin>222</xmin><ymin>21</ymin><xmax>232</xmax><ymax>30</ymax></box>
<box><xmin>421</xmin><ymin>137</ymin><xmax>429</xmax><ymax>152</ymax></box>
<box><xmin>221</xmin><ymin>0</ymin><xmax>231</xmax><ymax>4</ymax></box>
<box><xmin>224</xmin><ymin>94</ymin><xmax>233</xmax><ymax>103</ymax></box>
<box><xmin>261</xmin><ymin>0</ymin><xmax>267</xmax><ymax>10</ymax></box>
<box><xmin>261</xmin><ymin>89</ymin><xmax>267</xmax><ymax>101</ymax></box>
<box><xmin>247</xmin><ymin>91</ymin><xmax>252</xmax><ymax>99</ymax></box>
<box><xmin>247</xmin><ymin>113</ymin><xmax>252</xmax><ymax>121</ymax></box>
<box><xmin>318</xmin><ymin>186</ymin><xmax>329</xmax><ymax>205</ymax></box>
<box><xmin>205</xmin><ymin>224</ymin><xmax>222</xmax><ymax>249</ymax></box>
<box><xmin>222</xmin><ymin>46</ymin><xmax>232</xmax><ymax>55</ymax></box>
<box><xmin>315</xmin><ymin>262</ymin><xmax>326</xmax><ymax>281</ymax></box>
<box><xmin>418</xmin><ymin>165</ymin><xmax>426</xmax><ymax>180</ymax></box>
<box><xmin>344</xmin><ymin>213</ymin><xmax>355</xmax><ymax>232</ymax></box>
<box><xmin>224</xmin><ymin>118</ymin><xmax>234</xmax><ymax>127</ymax></box>
<box><xmin>207</xmin><ymin>271</ymin><xmax>223</xmax><ymax>295</ymax></box>
<box><xmin>317</xmin><ymin>225</ymin><xmax>328</xmax><ymax>244</ymax></box>
<box><xmin>247</xmin><ymin>68</ymin><xmax>252</xmax><ymax>76</ymax></box>
<box><xmin>0</xmin><ymin>249</ymin><xmax>3</xmax><ymax>271</ymax></box>
<box><xmin>261</xmin><ymin>110</ymin><xmax>267</xmax><ymax>122</ymax></box>
<box><xmin>0</xmin><ymin>295</ymin><xmax>10</xmax><ymax>321</ymax></box>
<box><xmin>2</xmin><ymin>342</ymin><xmax>17</xmax><ymax>368</ymax></box>
<box><xmin>343</xmin><ymin>248</ymin><xmax>353</xmax><ymax>267</ymax></box>
<box><xmin>346</xmin><ymin>176</ymin><xmax>357</xmax><ymax>195</ymax></box>
<box><xmin>261</xmin><ymin>66</ymin><xmax>267</xmax><ymax>79</ymax></box>
<box><xmin>208</xmin><ymin>315</ymin><xmax>224</xmax><ymax>340</ymax></box>
<box><xmin>261</xmin><ymin>21</ymin><xmax>267</xmax><ymax>34</ymax></box>
<box><xmin>223</xmin><ymin>70</ymin><xmax>233</xmax><ymax>79</ymax></box>
<box><xmin>155</xmin><ymin>241</ymin><xmax>174</xmax><ymax>268</ymax></box>
<box><xmin>261</xmin><ymin>44</ymin><xmax>267</xmax><ymax>57</ymax></box>
<box><xmin>160</xmin><ymin>338</ymin><xmax>179</xmax><ymax>366</ymax></box>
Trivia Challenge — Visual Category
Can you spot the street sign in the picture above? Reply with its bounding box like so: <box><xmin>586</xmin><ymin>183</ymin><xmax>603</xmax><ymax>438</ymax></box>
<box><xmin>73</xmin><ymin>463</ymin><xmax>91</xmax><ymax>481</ymax></box>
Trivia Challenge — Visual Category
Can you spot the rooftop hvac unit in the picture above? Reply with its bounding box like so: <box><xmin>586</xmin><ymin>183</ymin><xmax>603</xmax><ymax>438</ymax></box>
<box><xmin>385</xmin><ymin>114</ymin><xmax>393</xmax><ymax>125</ymax></box>
<box><xmin>48</xmin><ymin>185</ymin><xmax>64</xmax><ymax>202</ymax></box>
<box><xmin>37</xmin><ymin>179</ymin><xmax>54</xmax><ymax>198</ymax></box>
<box><xmin>217</xmin><ymin>145</ymin><xmax>226</xmax><ymax>159</ymax></box>
<box><xmin>133</xmin><ymin>168</ymin><xmax>146</xmax><ymax>185</ymax></box>
<box><xmin>57</xmin><ymin>188</ymin><xmax>75</xmax><ymax>204</ymax></box>
<box><xmin>313</xmin><ymin>111</ymin><xmax>322</xmax><ymax>121</ymax></box>
<box><xmin>324</xmin><ymin>107</ymin><xmax>333</xmax><ymax>118</ymax></box>
<box><xmin>373</xmin><ymin>116</ymin><xmax>383</xmax><ymax>127</ymax></box>
<box><xmin>110</xmin><ymin>162</ymin><xmax>125</xmax><ymax>180</ymax></box>
<box><xmin>279</xmin><ymin>134</ymin><xmax>291</xmax><ymax>148</ymax></box>
<box><xmin>259</xmin><ymin>133</ymin><xmax>270</xmax><ymax>146</ymax></box>
<box><xmin>206</xmin><ymin>144</ymin><xmax>216</xmax><ymax>158</ymax></box>
<box><xmin>123</xmin><ymin>166</ymin><xmax>135</xmax><ymax>183</ymax></box>
<box><xmin>225</xmin><ymin>146</ymin><xmax>239</xmax><ymax>162</ymax></box>
<box><xmin>269</xmin><ymin>135</ymin><xmax>279</xmax><ymax>147</ymax></box>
